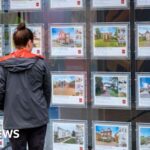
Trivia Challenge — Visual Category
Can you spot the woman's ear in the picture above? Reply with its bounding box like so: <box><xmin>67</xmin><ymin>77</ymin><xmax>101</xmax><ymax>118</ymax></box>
<box><xmin>26</xmin><ymin>40</ymin><xmax>33</xmax><ymax>51</ymax></box>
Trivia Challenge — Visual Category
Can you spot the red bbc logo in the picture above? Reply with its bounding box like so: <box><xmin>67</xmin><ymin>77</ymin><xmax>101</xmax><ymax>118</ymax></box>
<box><xmin>77</xmin><ymin>0</ymin><xmax>81</xmax><ymax>5</ymax></box>
<box><xmin>78</xmin><ymin>50</ymin><xmax>81</xmax><ymax>54</ymax></box>
<box><xmin>79</xmin><ymin>98</ymin><xmax>83</xmax><ymax>103</ymax></box>
<box><xmin>122</xmin><ymin>100</ymin><xmax>126</xmax><ymax>104</ymax></box>
<box><xmin>37</xmin><ymin>50</ymin><xmax>40</xmax><ymax>54</ymax></box>
<box><xmin>122</xmin><ymin>49</ymin><xmax>125</xmax><ymax>54</ymax></box>
<box><xmin>80</xmin><ymin>147</ymin><xmax>83</xmax><ymax>150</ymax></box>
<box><xmin>121</xmin><ymin>0</ymin><xmax>125</xmax><ymax>4</ymax></box>
<box><xmin>36</xmin><ymin>2</ymin><xmax>39</xmax><ymax>7</ymax></box>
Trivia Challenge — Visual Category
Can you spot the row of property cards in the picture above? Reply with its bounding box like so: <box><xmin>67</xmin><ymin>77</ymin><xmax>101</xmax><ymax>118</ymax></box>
<box><xmin>50</xmin><ymin>72</ymin><xmax>150</xmax><ymax>110</ymax></box>
<box><xmin>1</xmin><ymin>23</ymin><xmax>150</xmax><ymax>59</ymax></box>
<box><xmin>0</xmin><ymin>0</ymin><xmax>150</xmax><ymax>11</ymax></box>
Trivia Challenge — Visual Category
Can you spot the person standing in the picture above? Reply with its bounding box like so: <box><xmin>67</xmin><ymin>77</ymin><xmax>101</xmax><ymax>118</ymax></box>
<box><xmin>0</xmin><ymin>22</ymin><xmax>51</xmax><ymax>150</ymax></box>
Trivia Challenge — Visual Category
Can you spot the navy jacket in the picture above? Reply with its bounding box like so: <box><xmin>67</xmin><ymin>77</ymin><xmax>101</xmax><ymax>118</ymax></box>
<box><xmin>0</xmin><ymin>54</ymin><xmax>51</xmax><ymax>130</ymax></box>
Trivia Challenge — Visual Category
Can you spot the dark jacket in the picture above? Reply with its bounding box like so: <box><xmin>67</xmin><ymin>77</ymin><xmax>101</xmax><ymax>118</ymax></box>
<box><xmin>0</xmin><ymin>50</ymin><xmax>51</xmax><ymax>130</ymax></box>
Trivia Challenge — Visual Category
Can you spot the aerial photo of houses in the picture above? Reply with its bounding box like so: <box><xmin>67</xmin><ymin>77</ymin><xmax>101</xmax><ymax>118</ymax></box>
<box><xmin>95</xmin><ymin>125</ymin><xmax>128</xmax><ymax>147</ymax></box>
<box><xmin>53</xmin><ymin>75</ymin><xmax>84</xmax><ymax>96</ymax></box>
<box><xmin>53</xmin><ymin>123</ymin><xmax>84</xmax><ymax>145</ymax></box>
<box><xmin>139</xmin><ymin>77</ymin><xmax>150</xmax><ymax>98</ymax></box>
<box><xmin>51</xmin><ymin>27</ymin><xmax>83</xmax><ymax>48</ymax></box>
<box><xmin>94</xmin><ymin>25</ymin><xmax>127</xmax><ymax>47</ymax></box>
<box><xmin>95</xmin><ymin>76</ymin><xmax>127</xmax><ymax>98</ymax></box>
<box><xmin>138</xmin><ymin>26</ymin><xmax>150</xmax><ymax>47</ymax></box>
<box><xmin>140</xmin><ymin>127</ymin><xmax>150</xmax><ymax>148</ymax></box>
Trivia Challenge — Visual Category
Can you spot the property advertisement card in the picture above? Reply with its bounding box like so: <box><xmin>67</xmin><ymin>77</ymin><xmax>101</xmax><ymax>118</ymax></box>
<box><xmin>51</xmin><ymin>72</ymin><xmax>86</xmax><ymax>107</ymax></box>
<box><xmin>0</xmin><ymin>26</ymin><xmax>3</xmax><ymax>56</ymax></box>
<box><xmin>50</xmin><ymin>24</ymin><xmax>85</xmax><ymax>58</ymax></box>
<box><xmin>50</xmin><ymin>0</ymin><xmax>83</xmax><ymax>9</ymax></box>
<box><xmin>10</xmin><ymin>25</ymin><xmax>43</xmax><ymax>55</ymax></box>
<box><xmin>136</xmin><ymin>0</ymin><xmax>150</xmax><ymax>7</ymax></box>
<box><xmin>10</xmin><ymin>0</ymin><xmax>41</xmax><ymax>10</ymax></box>
<box><xmin>93</xmin><ymin>122</ymin><xmax>130</xmax><ymax>150</ymax></box>
<box><xmin>93</xmin><ymin>73</ymin><xmax>130</xmax><ymax>108</ymax></box>
<box><xmin>92</xmin><ymin>0</ymin><xmax>128</xmax><ymax>9</ymax></box>
<box><xmin>92</xmin><ymin>24</ymin><xmax>128</xmax><ymax>58</ymax></box>
<box><xmin>137</xmin><ymin>124</ymin><xmax>150</xmax><ymax>150</ymax></box>
<box><xmin>52</xmin><ymin>120</ymin><xmax>86</xmax><ymax>150</ymax></box>
<box><xmin>137</xmin><ymin>74</ymin><xmax>150</xmax><ymax>108</ymax></box>
<box><xmin>137</xmin><ymin>24</ymin><xmax>150</xmax><ymax>58</ymax></box>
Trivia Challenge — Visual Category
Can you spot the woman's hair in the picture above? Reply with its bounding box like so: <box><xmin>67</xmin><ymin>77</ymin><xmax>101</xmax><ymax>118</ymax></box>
<box><xmin>13</xmin><ymin>22</ymin><xmax>34</xmax><ymax>48</ymax></box>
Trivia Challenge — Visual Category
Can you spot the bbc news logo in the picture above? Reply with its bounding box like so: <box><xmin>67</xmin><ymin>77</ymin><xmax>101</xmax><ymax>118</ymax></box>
<box><xmin>0</xmin><ymin>130</ymin><xmax>19</xmax><ymax>138</ymax></box>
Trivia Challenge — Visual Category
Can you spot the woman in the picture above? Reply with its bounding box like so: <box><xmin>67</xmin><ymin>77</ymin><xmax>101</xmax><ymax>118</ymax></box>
<box><xmin>0</xmin><ymin>22</ymin><xmax>51</xmax><ymax>150</ymax></box>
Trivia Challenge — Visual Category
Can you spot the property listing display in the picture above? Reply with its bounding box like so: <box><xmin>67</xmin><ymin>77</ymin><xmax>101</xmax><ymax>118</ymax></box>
<box><xmin>137</xmin><ymin>123</ymin><xmax>150</xmax><ymax>150</ymax></box>
<box><xmin>136</xmin><ymin>0</ymin><xmax>150</xmax><ymax>8</ymax></box>
<box><xmin>92</xmin><ymin>73</ymin><xmax>130</xmax><ymax>108</ymax></box>
<box><xmin>9</xmin><ymin>0</ymin><xmax>41</xmax><ymax>10</ymax></box>
<box><xmin>93</xmin><ymin>121</ymin><xmax>130</xmax><ymax>150</ymax></box>
<box><xmin>51</xmin><ymin>120</ymin><xmax>86</xmax><ymax>150</ymax></box>
<box><xmin>49</xmin><ymin>24</ymin><xmax>85</xmax><ymax>58</ymax></box>
<box><xmin>9</xmin><ymin>25</ymin><xmax>43</xmax><ymax>55</ymax></box>
<box><xmin>0</xmin><ymin>25</ymin><xmax>3</xmax><ymax>56</ymax></box>
<box><xmin>50</xmin><ymin>0</ymin><xmax>83</xmax><ymax>9</ymax></box>
<box><xmin>92</xmin><ymin>23</ymin><xmax>129</xmax><ymax>59</ymax></box>
<box><xmin>137</xmin><ymin>74</ymin><xmax>150</xmax><ymax>109</ymax></box>
<box><xmin>136</xmin><ymin>23</ymin><xmax>150</xmax><ymax>58</ymax></box>
<box><xmin>92</xmin><ymin>0</ymin><xmax>128</xmax><ymax>9</ymax></box>
<box><xmin>51</xmin><ymin>72</ymin><xmax>86</xmax><ymax>107</ymax></box>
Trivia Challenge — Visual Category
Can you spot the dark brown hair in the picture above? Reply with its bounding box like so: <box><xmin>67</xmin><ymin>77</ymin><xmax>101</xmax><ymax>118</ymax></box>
<box><xmin>13</xmin><ymin>22</ymin><xmax>34</xmax><ymax>48</ymax></box>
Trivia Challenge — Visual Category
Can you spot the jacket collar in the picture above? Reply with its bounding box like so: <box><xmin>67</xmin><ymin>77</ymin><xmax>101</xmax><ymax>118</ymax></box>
<box><xmin>0</xmin><ymin>48</ymin><xmax>44</xmax><ymax>62</ymax></box>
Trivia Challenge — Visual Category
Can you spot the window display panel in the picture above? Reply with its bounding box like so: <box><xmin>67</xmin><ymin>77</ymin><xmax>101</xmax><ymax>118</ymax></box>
<box><xmin>0</xmin><ymin>0</ymin><xmax>2</xmax><ymax>11</ymax></box>
<box><xmin>92</xmin><ymin>23</ymin><xmax>129</xmax><ymax>59</ymax></box>
<box><xmin>136</xmin><ymin>23</ymin><xmax>150</xmax><ymax>58</ymax></box>
<box><xmin>51</xmin><ymin>72</ymin><xmax>86</xmax><ymax>107</ymax></box>
<box><xmin>136</xmin><ymin>73</ymin><xmax>150</xmax><ymax>109</ymax></box>
<box><xmin>93</xmin><ymin>121</ymin><xmax>130</xmax><ymax>150</ymax></box>
<box><xmin>50</xmin><ymin>0</ymin><xmax>84</xmax><ymax>9</ymax></box>
<box><xmin>9</xmin><ymin>0</ymin><xmax>42</xmax><ymax>11</ymax></box>
<box><xmin>49</xmin><ymin>24</ymin><xmax>85</xmax><ymax>58</ymax></box>
<box><xmin>135</xmin><ymin>0</ymin><xmax>150</xmax><ymax>8</ymax></box>
<box><xmin>51</xmin><ymin>120</ymin><xmax>87</xmax><ymax>150</ymax></box>
<box><xmin>0</xmin><ymin>25</ymin><xmax>3</xmax><ymax>56</ymax></box>
<box><xmin>137</xmin><ymin>123</ymin><xmax>150</xmax><ymax>150</ymax></box>
<box><xmin>91</xmin><ymin>0</ymin><xmax>128</xmax><ymax>9</ymax></box>
<box><xmin>92</xmin><ymin>72</ymin><xmax>130</xmax><ymax>109</ymax></box>
<box><xmin>9</xmin><ymin>24</ymin><xmax>44</xmax><ymax>55</ymax></box>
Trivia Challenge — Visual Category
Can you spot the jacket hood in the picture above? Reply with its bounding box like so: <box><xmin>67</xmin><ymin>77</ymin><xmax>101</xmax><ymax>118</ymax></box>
<box><xmin>0</xmin><ymin>48</ymin><xmax>44</xmax><ymax>72</ymax></box>
<box><xmin>0</xmin><ymin>58</ymin><xmax>39</xmax><ymax>72</ymax></box>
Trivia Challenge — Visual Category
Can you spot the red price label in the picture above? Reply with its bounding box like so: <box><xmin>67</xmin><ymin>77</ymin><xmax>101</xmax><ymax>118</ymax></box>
<box><xmin>80</xmin><ymin>147</ymin><xmax>83</xmax><ymax>150</ymax></box>
<box><xmin>77</xmin><ymin>0</ymin><xmax>81</xmax><ymax>5</ymax></box>
<box><xmin>37</xmin><ymin>50</ymin><xmax>40</xmax><ymax>54</ymax></box>
<box><xmin>78</xmin><ymin>50</ymin><xmax>81</xmax><ymax>54</ymax></box>
<box><xmin>36</xmin><ymin>2</ymin><xmax>39</xmax><ymax>7</ymax></box>
<box><xmin>122</xmin><ymin>49</ymin><xmax>125</xmax><ymax>54</ymax></box>
<box><xmin>121</xmin><ymin>0</ymin><xmax>125</xmax><ymax>4</ymax></box>
<box><xmin>79</xmin><ymin>98</ymin><xmax>83</xmax><ymax>103</ymax></box>
<box><xmin>122</xmin><ymin>100</ymin><xmax>126</xmax><ymax>104</ymax></box>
